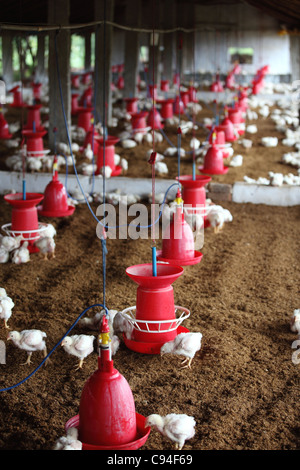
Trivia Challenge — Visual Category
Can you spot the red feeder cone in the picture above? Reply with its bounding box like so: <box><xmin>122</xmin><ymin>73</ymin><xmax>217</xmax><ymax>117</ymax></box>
<box><xmin>218</xmin><ymin>116</ymin><xmax>238</xmax><ymax>142</ymax></box>
<box><xmin>160</xmin><ymin>79</ymin><xmax>169</xmax><ymax>92</ymax></box>
<box><xmin>96</xmin><ymin>135</ymin><xmax>122</xmax><ymax>176</ymax></box>
<box><xmin>22</xmin><ymin>129</ymin><xmax>47</xmax><ymax>157</ymax></box>
<box><xmin>0</xmin><ymin>112</ymin><xmax>12</xmax><ymax>139</ymax></box>
<box><xmin>173</xmin><ymin>96</ymin><xmax>184</xmax><ymax>115</ymax></box>
<box><xmin>77</xmin><ymin>107</ymin><xmax>93</xmax><ymax>132</ymax></box>
<box><xmin>199</xmin><ymin>141</ymin><xmax>229</xmax><ymax>175</ymax></box>
<box><xmin>228</xmin><ymin>108</ymin><xmax>245</xmax><ymax>136</ymax></box>
<box><xmin>131</xmin><ymin>111</ymin><xmax>149</xmax><ymax>133</ymax></box>
<box><xmin>209</xmin><ymin>129</ymin><xmax>231</xmax><ymax>158</ymax></box>
<box><xmin>37</xmin><ymin>157</ymin><xmax>75</xmax><ymax>218</ymax></box>
<box><xmin>181</xmin><ymin>90</ymin><xmax>190</xmax><ymax>108</ymax></box>
<box><xmin>9</xmin><ymin>85</ymin><xmax>25</xmax><ymax>108</ymax></box>
<box><xmin>148</xmin><ymin>84</ymin><xmax>157</xmax><ymax>100</ymax></box>
<box><xmin>124</xmin><ymin>97</ymin><xmax>139</xmax><ymax>115</ymax></box>
<box><xmin>116</xmin><ymin>75</ymin><xmax>124</xmax><ymax>90</ymax></box>
<box><xmin>3</xmin><ymin>193</ymin><xmax>44</xmax><ymax>253</ymax></box>
<box><xmin>24</xmin><ymin>104</ymin><xmax>44</xmax><ymax>132</ymax></box>
<box><xmin>122</xmin><ymin>263</ymin><xmax>190</xmax><ymax>354</ymax></box>
<box><xmin>71</xmin><ymin>74</ymin><xmax>80</xmax><ymax>88</ymax></box>
<box><xmin>176</xmin><ymin>175</ymin><xmax>211</xmax><ymax>227</ymax></box>
<box><xmin>66</xmin><ymin>317</ymin><xmax>150</xmax><ymax>450</ymax></box>
<box><xmin>146</xmin><ymin>108</ymin><xmax>163</xmax><ymax>130</ymax></box>
<box><xmin>188</xmin><ymin>86</ymin><xmax>197</xmax><ymax>102</ymax></box>
<box><xmin>32</xmin><ymin>82</ymin><xmax>42</xmax><ymax>101</ymax></box>
<box><xmin>157</xmin><ymin>98</ymin><xmax>174</xmax><ymax>120</ymax></box>
<box><xmin>157</xmin><ymin>194</ymin><xmax>203</xmax><ymax>266</ymax></box>
<box><xmin>71</xmin><ymin>93</ymin><xmax>80</xmax><ymax>116</ymax></box>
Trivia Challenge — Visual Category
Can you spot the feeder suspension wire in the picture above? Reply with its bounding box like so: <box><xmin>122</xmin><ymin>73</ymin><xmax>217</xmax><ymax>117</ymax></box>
<box><xmin>0</xmin><ymin>304</ymin><xmax>108</xmax><ymax>393</ymax></box>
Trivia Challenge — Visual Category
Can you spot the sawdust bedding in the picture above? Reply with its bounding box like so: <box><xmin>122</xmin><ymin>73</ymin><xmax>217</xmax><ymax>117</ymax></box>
<box><xmin>0</xmin><ymin>97</ymin><xmax>299</xmax><ymax>452</ymax></box>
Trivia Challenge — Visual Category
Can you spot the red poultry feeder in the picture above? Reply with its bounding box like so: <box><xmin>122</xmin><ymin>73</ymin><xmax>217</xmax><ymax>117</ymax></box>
<box><xmin>0</xmin><ymin>112</ymin><xmax>12</xmax><ymax>139</ymax></box>
<box><xmin>157</xmin><ymin>198</ymin><xmax>203</xmax><ymax>266</ymax></box>
<box><xmin>96</xmin><ymin>135</ymin><xmax>122</xmax><ymax>176</ymax></box>
<box><xmin>81</xmin><ymin>72</ymin><xmax>92</xmax><ymax>86</ymax></box>
<box><xmin>79</xmin><ymin>87</ymin><xmax>93</xmax><ymax>107</ymax></box>
<box><xmin>160</xmin><ymin>79</ymin><xmax>169</xmax><ymax>92</ymax></box>
<box><xmin>199</xmin><ymin>139</ymin><xmax>229</xmax><ymax>175</ymax></box>
<box><xmin>173</xmin><ymin>73</ymin><xmax>180</xmax><ymax>86</ymax></box>
<box><xmin>23</xmin><ymin>104</ymin><xmax>44</xmax><ymax>132</ymax></box>
<box><xmin>157</xmin><ymin>98</ymin><xmax>174</xmax><ymax>120</ymax></box>
<box><xmin>65</xmin><ymin>317</ymin><xmax>150</xmax><ymax>450</ymax></box>
<box><xmin>9</xmin><ymin>85</ymin><xmax>25</xmax><ymax>108</ymax></box>
<box><xmin>218</xmin><ymin>116</ymin><xmax>238</xmax><ymax>142</ymax></box>
<box><xmin>181</xmin><ymin>90</ymin><xmax>190</xmax><ymax>108</ymax></box>
<box><xmin>188</xmin><ymin>86</ymin><xmax>198</xmax><ymax>103</ymax></box>
<box><xmin>173</xmin><ymin>96</ymin><xmax>184</xmax><ymax>115</ymax></box>
<box><xmin>228</xmin><ymin>108</ymin><xmax>245</xmax><ymax>136</ymax></box>
<box><xmin>148</xmin><ymin>84</ymin><xmax>157</xmax><ymax>100</ymax></box>
<box><xmin>83</xmin><ymin>127</ymin><xmax>101</xmax><ymax>154</ymax></box>
<box><xmin>176</xmin><ymin>174</ymin><xmax>211</xmax><ymax>226</ymax></box>
<box><xmin>32</xmin><ymin>82</ymin><xmax>42</xmax><ymax>101</ymax></box>
<box><xmin>71</xmin><ymin>74</ymin><xmax>80</xmax><ymax>88</ymax></box>
<box><xmin>21</xmin><ymin>129</ymin><xmax>47</xmax><ymax>157</ymax></box>
<box><xmin>208</xmin><ymin>128</ymin><xmax>231</xmax><ymax>158</ymax></box>
<box><xmin>77</xmin><ymin>107</ymin><xmax>93</xmax><ymax>132</ymax></box>
<box><xmin>225</xmin><ymin>73</ymin><xmax>235</xmax><ymax>90</ymax></box>
<box><xmin>131</xmin><ymin>111</ymin><xmax>149</xmax><ymax>133</ymax></box>
<box><xmin>3</xmin><ymin>192</ymin><xmax>46</xmax><ymax>253</ymax></box>
<box><xmin>210</xmin><ymin>79</ymin><xmax>224</xmax><ymax>92</ymax></box>
<box><xmin>116</xmin><ymin>75</ymin><xmax>124</xmax><ymax>90</ymax></box>
<box><xmin>37</xmin><ymin>157</ymin><xmax>75</xmax><ymax>218</ymax></box>
<box><xmin>124</xmin><ymin>97</ymin><xmax>139</xmax><ymax>115</ymax></box>
<box><xmin>146</xmin><ymin>108</ymin><xmax>163</xmax><ymax>130</ymax></box>
<box><xmin>71</xmin><ymin>93</ymin><xmax>80</xmax><ymax>116</ymax></box>
<box><xmin>121</xmin><ymin>263</ymin><xmax>190</xmax><ymax>354</ymax></box>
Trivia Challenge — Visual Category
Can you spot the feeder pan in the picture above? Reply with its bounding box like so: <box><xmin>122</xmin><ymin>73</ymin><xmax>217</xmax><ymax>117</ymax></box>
<box><xmin>210</xmin><ymin>80</ymin><xmax>224</xmax><ymax>92</ymax></box>
<box><xmin>176</xmin><ymin>175</ymin><xmax>211</xmax><ymax>224</ymax></box>
<box><xmin>38</xmin><ymin>165</ymin><xmax>75</xmax><ymax>218</ymax></box>
<box><xmin>66</xmin><ymin>318</ymin><xmax>150</xmax><ymax>450</ymax></box>
<box><xmin>157</xmin><ymin>204</ymin><xmax>203</xmax><ymax>266</ymax></box>
<box><xmin>32</xmin><ymin>82</ymin><xmax>42</xmax><ymax>101</ymax></box>
<box><xmin>122</xmin><ymin>263</ymin><xmax>190</xmax><ymax>354</ymax></box>
<box><xmin>146</xmin><ymin>108</ymin><xmax>163</xmax><ymax>130</ymax></box>
<box><xmin>21</xmin><ymin>129</ymin><xmax>47</xmax><ymax>157</ymax></box>
<box><xmin>199</xmin><ymin>143</ymin><xmax>229</xmax><ymax>175</ymax></box>
<box><xmin>3</xmin><ymin>192</ymin><xmax>46</xmax><ymax>253</ymax></box>
<box><xmin>124</xmin><ymin>97</ymin><xmax>139</xmax><ymax>115</ymax></box>
<box><xmin>96</xmin><ymin>135</ymin><xmax>122</xmax><ymax>176</ymax></box>
<box><xmin>156</xmin><ymin>98</ymin><xmax>174</xmax><ymax>120</ymax></box>
<box><xmin>173</xmin><ymin>96</ymin><xmax>184</xmax><ymax>115</ymax></box>
<box><xmin>9</xmin><ymin>85</ymin><xmax>25</xmax><ymax>108</ymax></box>
<box><xmin>77</xmin><ymin>107</ymin><xmax>93</xmax><ymax>132</ymax></box>
<box><xmin>23</xmin><ymin>104</ymin><xmax>45</xmax><ymax>132</ymax></box>
<box><xmin>217</xmin><ymin>117</ymin><xmax>238</xmax><ymax>142</ymax></box>
<box><xmin>160</xmin><ymin>79</ymin><xmax>169</xmax><ymax>92</ymax></box>
<box><xmin>0</xmin><ymin>112</ymin><xmax>12</xmax><ymax>139</ymax></box>
<box><xmin>130</xmin><ymin>111</ymin><xmax>149</xmax><ymax>133</ymax></box>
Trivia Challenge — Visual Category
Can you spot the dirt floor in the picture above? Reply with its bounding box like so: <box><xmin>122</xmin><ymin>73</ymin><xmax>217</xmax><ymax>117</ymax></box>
<box><xmin>0</xmin><ymin>96</ymin><xmax>299</xmax><ymax>451</ymax></box>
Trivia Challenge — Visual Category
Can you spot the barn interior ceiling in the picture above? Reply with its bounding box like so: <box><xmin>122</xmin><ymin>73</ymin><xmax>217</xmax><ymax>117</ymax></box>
<box><xmin>0</xmin><ymin>0</ymin><xmax>299</xmax><ymax>31</ymax></box>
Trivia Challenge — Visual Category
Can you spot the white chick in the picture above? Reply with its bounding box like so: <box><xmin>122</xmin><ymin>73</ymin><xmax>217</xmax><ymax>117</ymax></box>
<box><xmin>27</xmin><ymin>157</ymin><xmax>42</xmax><ymax>172</ymax></box>
<box><xmin>0</xmin><ymin>235</ymin><xmax>23</xmax><ymax>252</ymax></box>
<box><xmin>240</xmin><ymin>139</ymin><xmax>252</xmax><ymax>149</ymax></box>
<box><xmin>39</xmin><ymin>223</ymin><xmax>56</xmax><ymax>239</ymax></box>
<box><xmin>155</xmin><ymin>161</ymin><xmax>168</xmax><ymax>176</ymax></box>
<box><xmin>113</xmin><ymin>311</ymin><xmax>134</xmax><ymax>340</ymax></box>
<box><xmin>268</xmin><ymin>171</ymin><xmax>284</xmax><ymax>187</ymax></box>
<box><xmin>7</xmin><ymin>329</ymin><xmax>48</xmax><ymax>366</ymax></box>
<box><xmin>0</xmin><ymin>296</ymin><xmax>14</xmax><ymax>329</ymax></box>
<box><xmin>80</xmin><ymin>309</ymin><xmax>118</xmax><ymax>335</ymax></box>
<box><xmin>229</xmin><ymin>154</ymin><xmax>243</xmax><ymax>167</ymax></box>
<box><xmin>61</xmin><ymin>334</ymin><xmax>95</xmax><ymax>370</ymax></box>
<box><xmin>57</xmin><ymin>142</ymin><xmax>70</xmax><ymax>155</ymax></box>
<box><xmin>79</xmin><ymin>162</ymin><xmax>97</xmax><ymax>176</ymax></box>
<box><xmin>143</xmin><ymin>132</ymin><xmax>153</xmax><ymax>144</ymax></box>
<box><xmin>246</xmin><ymin>125</ymin><xmax>257</xmax><ymax>134</ymax></box>
<box><xmin>34</xmin><ymin>237</ymin><xmax>56</xmax><ymax>260</ymax></box>
<box><xmin>120</xmin><ymin>139</ymin><xmax>137</xmax><ymax>149</ymax></box>
<box><xmin>71</xmin><ymin>142</ymin><xmax>80</xmax><ymax>153</ymax></box>
<box><xmin>101</xmin><ymin>165</ymin><xmax>113</xmax><ymax>178</ymax></box>
<box><xmin>111</xmin><ymin>334</ymin><xmax>120</xmax><ymax>356</ymax></box>
<box><xmin>206</xmin><ymin>205</ymin><xmax>232</xmax><ymax>233</ymax></box>
<box><xmin>54</xmin><ymin>427</ymin><xmax>82</xmax><ymax>451</ymax></box>
<box><xmin>160</xmin><ymin>332</ymin><xmax>202</xmax><ymax>369</ymax></box>
<box><xmin>121</xmin><ymin>158</ymin><xmax>128</xmax><ymax>172</ymax></box>
<box><xmin>133</xmin><ymin>132</ymin><xmax>144</xmax><ymax>144</ymax></box>
<box><xmin>114</xmin><ymin>153</ymin><xmax>121</xmax><ymax>165</ymax></box>
<box><xmin>189</xmin><ymin>137</ymin><xmax>201</xmax><ymax>150</ymax></box>
<box><xmin>0</xmin><ymin>247</ymin><xmax>9</xmax><ymax>263</ymax></box>
<box><xmin>83</xmin><ymin>143</ymin><xmax>94</xmax><ymax>160</ymax></box>
<box><xmin>154</xmin><ymin>131</ymin><xmax>163</xmax><ymax>143</ymax></box>
<box><xmin>290</xmin><ymin>309</ymin><xmax>300</xmax><ymax>334</ymax></box>
<box><xmin>145</xmin><ymin>413</ymin><xmax>196</xmax><ymax>450</ymax></box>
<box><xmin>0</xmin><ymin>288</ymin><xmax>8</xmax><ymax>298</ymax></box>
<box><xmin>11</xmin><ymin>241</ymin><xmax>30</xmax><ymax>264</ymax></box>
<box><xmin>261</xmin><ymin>137</ymin><xmax>278</xmax><ymax>147</ymax></box>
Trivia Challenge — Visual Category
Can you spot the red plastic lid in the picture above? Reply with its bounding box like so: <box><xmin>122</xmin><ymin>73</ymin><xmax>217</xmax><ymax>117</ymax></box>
<box><xmin>4</xmin><ymin>192</ymin><xmax>44</xmax><ymax>209</ymax></box>
<box><xmin>126</xmin><ymin>263</ymin><xmax>183</xmax><ymax>288</ymax></box>
<box><xmin>156</xmin><ymin>250</ymin><xmax>203</xmax><ymax>266</ymax></box>
<box><xmin>176</xmin><ymin>175</ymin><xmax>211</xmax><ymax>188</ymax></box>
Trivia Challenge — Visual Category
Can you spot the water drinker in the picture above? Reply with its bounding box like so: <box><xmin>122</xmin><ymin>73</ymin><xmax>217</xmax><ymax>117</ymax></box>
<box><xmin>71</xmin><ymin>74</ymin><xmax>80</xmax><ymax>88</ymax></box>
<box><xmin>0</xmin><ymin>112</ymin><xmax>12</xmax><ymax>139</ymax></box>
<box><xmin>37</xmin><ymin>157</ymin><xmax>75</xmax><ymax>218</ymax></box>
<box><xmin>96</xmin><ymin>135</ymin><xmax>122</xmax><ymax>176</ymax></box>
<box><xmin>65</xmin><ymin>317</ymin><xmax>150</xmax><ymax>450</ymax></box>
<box><xmin>3</xmin><ymin>192</ymin><xmax>46</xmax><ymax>253</ymax></box>
<box><xmin>21</xmin><ymin>128</ymin><xmax>47</xmax><ymax>157</ymax></box>
<box><xmin>228</xmin><ymin>108</ymin><xmax>245</xmax><ymax>136</ymax></box>
<box><xmin>121</xmin><ymin>263</ymin><xmax>190</xmax><ymax>354</ymax></box>
<box><xmin>79</xmin><ymin>87</ymin><xmax>93</xmax><ymax>107</ymax></box>
<box><xmin>188</xmin><ymin>86</ymin><xmax>198</xmax><ymax>102</ymax></box>
<box><xmin>23</xmin><ymin>104</ymin><xmax>44</xmax><ymax>131</ymax></box>
<box><xmin>116</xmin><ymin>75</ymin><xmax>124</xmax><ymax>90</ymax></box>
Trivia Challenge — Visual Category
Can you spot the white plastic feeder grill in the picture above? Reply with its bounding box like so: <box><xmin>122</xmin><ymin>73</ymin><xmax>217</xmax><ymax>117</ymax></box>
<box><xmin>121</xmin><ymin>305</ymin><xmax>190</xmax><ymax>334</ymax></box>
<box><xmin>26</xmin><ymin>149</ymin><xmax>51</xmax><ymax>158</ymax></box>
<box><xmin>1</xmin><ymin>222</ymin><xmax>50</xmax><ymax>242</ymax></box>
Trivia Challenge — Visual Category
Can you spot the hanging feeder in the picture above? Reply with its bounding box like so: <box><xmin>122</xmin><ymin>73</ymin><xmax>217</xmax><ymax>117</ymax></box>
<box><xmin>146</xmin><ymin>107</ymin><xmax>163</xmax><ymax>130</ymax></box>
<box><xmin>96</xmin><ymin>136</ymin><xmax>122</xmax><ymax>176</ymax></box>
<box><xmin>217</xmin><ymin>116</ymin><xmax>238</xmax><ymax>142</ymax></box>
<box><xmin>124</xmin><ymin>97</ymin><xmax>139</xmax><ymax>115</ymax></box>
<box><xmin>32</xmin><ymin>82</ymin><xmax>42</xmax><ymax>101</ymax></box>
<box><xmin>71</xmin><ymin>74</ymin><xmax>80</xmax><ymax>88</ymax></box>
<box><xmin>188</xmin><ymin>85</ymin><xmax>198</xmax><ymax>103</ymax></box>
<box><xmin>160</xmin><ymin>79</ymin><xmax>169</xmax><ymax>92</ymax></box>
<box><xmin>156</xmin><ymin>98</ymin><xmax>174</xmax><ymax>120</ymax></box>
<box><xmin>0</xmin><ymin>111</ymin><xmax>12</xmax><ymax>139</ymax></box>
<box><xmin>121</xmin><ymin>263</ymin><xmax>190</xmax><ymax>354</ymax></box>
<box><xmin>81</xmin><ymin>72</ymin><xmax>92</xmax><ymax>86</ymax></box>
<box><xmin>82</xmin><ymin>127</ymin><xmax>101</xmax><ymax>154</ymax></box>
<box><xmin>9</xmin><ymin>85</ymin><xmax>25</xmax><ymax>108</ymax></box>
<box><xmin>176</xmin><ymin>175</ymin><xmax>211</xmax><ymax>227</ymax></box>
<box><xmin>65</xmin><ymin>317</ymin><xmax>150</xmax><ymax>450</ymax></box>
<box><xmin>37</xmin><ymin>157</ymin><xmax>75</xmax><ymax>218</ymax></box>
<box><xmin>181</xmin><ymin>90</ymin><xmax>190</xmax><ymax>108</ymax></box>
<box><xmin>130</xmin><ymin>111</ymin><xmax>149</xmax><ymax>134</ymax></box>
<box><xmin>23</xmin><ymin>104</ymin><xmax>45</xmax><ymax>132</ymax></box>
<box><xmin>77</xmin><ymin>107</ymin><xmax>94</xmax><ymax>132</ymax></box>
<box><xmin>79</xmin><ymin>87</ymin><xmax>93</xmax><ymax>108</ymax></box>
<box><xmin>227</xmin><ymin>108</ymin><xmax>245</xmax><ymax>136</ymax></box>
<box><xmin>21</xmin><ymin>129</ymin><xmax>48</xmax><ymax>158</ymax></box>
<box><xmin>209</xmin><ymin>129</ymin><xmax>232</xmax><ymax>158</ymax></box>
<box><xmin>173</xmin><ymin>96</ymin><xmax>184</xmax><ymax>115</ymax></box>
<box><xmin>199</xmin><ymin>140</ymin><xmax>229</xmax><ymax>175</ymax></box>
<box><xmin>2</xmin><ymin>193</ymin><xmax>48</xmax><ymax>253</ymax></box>
<box><xmin>148</xmin><ymin>84</ymin><xmax>157</xmax><ymax>100</ymax></box>
<box><xmin>71</xmin><ymin>93</ymin><xmax>80</xmax><ymax>116</ymax></box>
